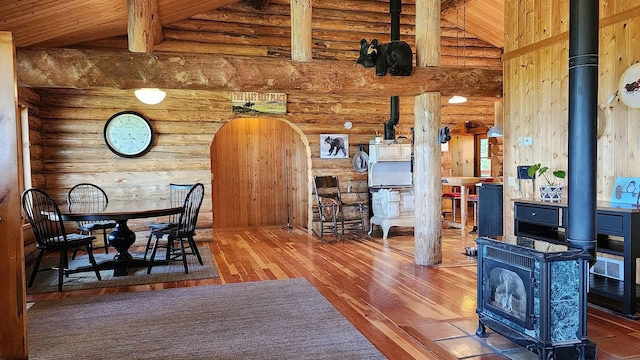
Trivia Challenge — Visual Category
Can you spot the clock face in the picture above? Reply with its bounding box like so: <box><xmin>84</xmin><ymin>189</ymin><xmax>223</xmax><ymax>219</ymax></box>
<box><xmin>104</xmin><ymin>111</ymin><xmax>154</xmax><ymax>158</ymax></box>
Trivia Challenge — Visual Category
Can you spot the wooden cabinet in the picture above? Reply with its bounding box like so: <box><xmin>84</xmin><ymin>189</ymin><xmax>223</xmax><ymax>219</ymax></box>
<box><xmin>513</xmin><ymin>200</ymin><xmax>640</xmax><ymax>318</ymax></box>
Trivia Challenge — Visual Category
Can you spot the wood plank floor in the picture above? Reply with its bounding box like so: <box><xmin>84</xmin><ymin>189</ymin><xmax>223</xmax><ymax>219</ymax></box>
<box><xmin>26</xmin><ymin>224</ymin><xmax>640</xmax><ymax>359</ymax></box>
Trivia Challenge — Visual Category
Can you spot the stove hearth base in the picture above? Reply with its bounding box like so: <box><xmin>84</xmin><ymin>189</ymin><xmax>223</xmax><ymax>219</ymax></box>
<box><xmin>476</xmin><ymin>315</ymin><xmax>596</xmax><ymax>359</ymax></box>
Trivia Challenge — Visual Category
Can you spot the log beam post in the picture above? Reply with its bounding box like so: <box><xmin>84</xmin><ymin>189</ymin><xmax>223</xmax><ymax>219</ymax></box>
<box><xmin>16</xmin><ymin>48</ymin><xmax>503</xmax><ymax>97</ymax></box>
<box><xmin>414</xmin><ymin>0</ymin><xmax>443</xmax><ymax>266</ymax></box>
<box><xmin>127</xmin><ymin>0</ymin><xmax>163</xmax><ymax>53</ymax></box>
<box><xmin>290</xmin><ymin>0</ymin><xmax>312</xmax><ymax>62</ymax></box>
<box><xmin>0</xmin><ymin>31</ymin><xmax>28</xmax><ymax>359</ymax></box>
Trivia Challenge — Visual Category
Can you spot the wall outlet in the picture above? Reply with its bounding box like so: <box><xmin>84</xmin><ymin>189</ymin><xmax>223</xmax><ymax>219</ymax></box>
<box><xmin>523</xmin><ymin>137</ymin><xmax>533</xmax><ymax>146</ymax></box>
<box><xmin>508</xmin><ymin>176</ymin><xmax>516</xmax><ymax>186</ymax></box>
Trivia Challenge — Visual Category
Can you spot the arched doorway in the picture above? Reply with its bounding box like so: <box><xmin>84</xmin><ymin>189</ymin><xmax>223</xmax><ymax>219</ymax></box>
<box><xmin>210</xmin><ymin>118</ymin><xmax>310</xmax><ymax>228</ymax></box>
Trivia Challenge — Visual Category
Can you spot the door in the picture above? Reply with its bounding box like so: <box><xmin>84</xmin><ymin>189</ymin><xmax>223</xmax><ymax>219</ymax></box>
<box><xmin>211</xmin><ymin>118</ymin><xmax>308</xmax><ymax>228</ymax></box>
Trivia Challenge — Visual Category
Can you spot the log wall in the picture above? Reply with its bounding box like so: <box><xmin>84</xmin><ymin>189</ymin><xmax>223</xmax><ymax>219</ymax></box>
<box><xmin>17</xmin><ymin>0</ymin><xmax>501</xmax><ymax>236</ymax></box>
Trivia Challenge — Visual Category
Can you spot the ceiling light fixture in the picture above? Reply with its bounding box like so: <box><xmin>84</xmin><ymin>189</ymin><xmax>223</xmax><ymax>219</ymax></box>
<box><xmin>487</xmin><ymin>126</ymin><xmax>504</xmax><ymax>137</ymax></box>
<box><xmin>134</xmin><ymin>88</ymin><xmax>166</xmax><ymax>105</ymax></box>
<box><xmin>449</xmin><ymin>0</ymin><xmax>468</xmax><ymax>105</ymax></box>
<box><xmin>448</xmin><ymin>95</ymin><xmax>468</xmax><ymax>104</ymax></box>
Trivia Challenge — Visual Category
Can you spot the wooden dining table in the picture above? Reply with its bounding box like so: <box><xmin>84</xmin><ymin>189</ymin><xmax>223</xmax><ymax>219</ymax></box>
<box><xmin>59</xmin><ymin>200</ymin><xmax>182</xmax><ymax>276</ymax></box>
<box><xmin>441</xmin><ymin>177</ymin><xmax>481</xmax><ymax>236</ymax></box>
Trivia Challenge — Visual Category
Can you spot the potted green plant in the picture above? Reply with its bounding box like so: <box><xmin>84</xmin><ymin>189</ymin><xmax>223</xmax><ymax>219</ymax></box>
<box><xmin>527</xmin><ymin>163</ymin><xmax>566</xmax><ymax>201</ymax></box>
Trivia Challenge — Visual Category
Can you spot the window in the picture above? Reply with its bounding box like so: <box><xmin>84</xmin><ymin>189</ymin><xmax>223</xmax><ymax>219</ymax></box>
<box><xmin>20</xmin><ymin>106</ymin><xmax>32</xmax><ymax>190</ymax></box>
<box><xmin>479</xmin><ymin>137</ymin><xmax>491</xmax><ymax>177</ymax></box>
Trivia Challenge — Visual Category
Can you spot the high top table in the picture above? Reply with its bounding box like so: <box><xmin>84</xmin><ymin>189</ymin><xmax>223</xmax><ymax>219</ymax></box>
<box><xmin>59</xmin><ymin>200</ymin><xmax>182</xmax><ymax>276</ymax></box>
<box><xmin>442</xmin><ymin>177</ymin><xmax>481</xmax><ymax>236</ymax></box>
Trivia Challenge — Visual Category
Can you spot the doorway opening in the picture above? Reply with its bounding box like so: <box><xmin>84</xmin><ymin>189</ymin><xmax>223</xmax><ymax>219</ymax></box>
<box><xmin>210</xmin><ymin>118</ymin><xmax>310</xmax><ymax>229</ymax></box>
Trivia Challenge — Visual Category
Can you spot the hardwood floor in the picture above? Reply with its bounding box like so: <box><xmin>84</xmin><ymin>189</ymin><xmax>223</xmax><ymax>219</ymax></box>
<box><xmin>26</xmin><ymin>224</ymin><xmax>640</xmax><ymax>359</ymax></box>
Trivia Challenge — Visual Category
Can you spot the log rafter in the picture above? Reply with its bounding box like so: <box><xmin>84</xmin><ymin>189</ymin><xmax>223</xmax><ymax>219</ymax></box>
<box><xmin>16</xmin><ymin>48</ymin><xmax>502</xmax><ymax>97</ymax></box>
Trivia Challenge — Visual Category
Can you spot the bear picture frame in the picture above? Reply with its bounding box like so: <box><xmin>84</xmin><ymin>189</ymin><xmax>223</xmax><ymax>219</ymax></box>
<box><xmin>320</xmin><ymin>134</ymin><xmax>349</xmax><ymax>159</ymax></box>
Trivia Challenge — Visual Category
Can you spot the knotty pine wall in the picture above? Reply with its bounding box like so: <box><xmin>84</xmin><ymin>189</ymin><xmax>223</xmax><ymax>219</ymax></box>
<box><xmin>503</xmin><ymin>0</ymin><xmax>640</xmax><ymax>280</ymax></box>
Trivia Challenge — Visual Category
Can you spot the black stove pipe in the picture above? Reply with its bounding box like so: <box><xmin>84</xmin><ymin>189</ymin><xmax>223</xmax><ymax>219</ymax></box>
<box><xmin>567</xmin><ymin>0</ymin><xmax>599</xmax><ymax>262</ymax></box>
<box><xmin>385</xmin><ymin>0</ymin><xmax>401</xmax><ymax>140</ymax></box>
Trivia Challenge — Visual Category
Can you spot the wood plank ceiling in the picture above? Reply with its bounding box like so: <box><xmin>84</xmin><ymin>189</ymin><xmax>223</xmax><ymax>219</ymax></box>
<box><xmin>0</xmin><ymin>0</ymin><xmax>504</xmax><ymax>129</ymax></box>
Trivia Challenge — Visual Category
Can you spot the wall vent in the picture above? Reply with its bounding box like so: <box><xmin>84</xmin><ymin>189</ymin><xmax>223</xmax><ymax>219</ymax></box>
<box><xmin>590</xmin><ymin>256</ymin><xmax>623</xmax><ymax>281</ymax></box>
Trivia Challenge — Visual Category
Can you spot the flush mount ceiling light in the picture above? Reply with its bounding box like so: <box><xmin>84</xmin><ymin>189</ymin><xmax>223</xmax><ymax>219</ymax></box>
<box><xmin>448</xmin><ymin>95</ymin><xmax>468</xmax><ymax>104</ymax></box>
<box><xmin>134</xmin><ymin>88</ymin><xmax>166</xmax><ymax>105</ymax></box>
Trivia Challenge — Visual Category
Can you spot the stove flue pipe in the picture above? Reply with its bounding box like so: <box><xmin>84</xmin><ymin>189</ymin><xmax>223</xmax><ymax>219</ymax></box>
<box><xmin>385</xmin><ymin>0</ymin><xmax>402</xmax><ymax>140</ymax></box>
<box><xmin>567</xmin><ymin>0</ymin><xmax>599</xmax><ymax>262</ymax></box>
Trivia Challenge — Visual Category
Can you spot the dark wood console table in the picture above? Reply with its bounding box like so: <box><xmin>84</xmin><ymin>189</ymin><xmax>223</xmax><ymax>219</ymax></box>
<box><xmin>514</xmin><ymin>199</ymin><xmax>640</xmax><ymax>318</ymax></box>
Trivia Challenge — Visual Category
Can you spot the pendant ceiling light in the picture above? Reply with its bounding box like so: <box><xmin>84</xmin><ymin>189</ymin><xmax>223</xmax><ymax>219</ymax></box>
<box><xmin>134</xmin><ymin>88</ymin><xmax>166</xmax><ymax>105</ymax></box>
<box><xmin>449</xmin><ymin>0</ymin><xmax>467</xmax><ymax>104</ymax></box>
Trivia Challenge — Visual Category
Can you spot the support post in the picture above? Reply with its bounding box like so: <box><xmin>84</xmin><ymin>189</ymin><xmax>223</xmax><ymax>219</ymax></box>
<box><xmin>414</xmin><ymin>0</ymin><xmax>442</xmax><ymax>265</ymax></box>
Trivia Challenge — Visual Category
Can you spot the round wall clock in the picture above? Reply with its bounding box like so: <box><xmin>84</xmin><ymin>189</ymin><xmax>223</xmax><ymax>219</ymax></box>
<box><xmin>618</xmin><ymin>62</ymin><xmax>640</xmax><ymax>109</ymax></box>
<box><xmin>103</xmin><ymin>111</ymin><xmax>155</xmax><ymax>158</ymax></box>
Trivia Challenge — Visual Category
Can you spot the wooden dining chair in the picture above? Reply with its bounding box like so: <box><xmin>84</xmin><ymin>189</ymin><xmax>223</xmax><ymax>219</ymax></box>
<box><xmin>144</xmin><ymin>183</ymin><xmax>194</xmax><ymax>260</ymax></box>
<box><xmin>22</xmin><ymin>188</ymin><xmax>102</xmax><ymax>292</ymax></box>
<box><xmin>67</xmin><ymin>183</ymin><xmax>116</xmax><ymax>256</ymax></box>
<box><xmin>147</xmin><ymin>183</ymin><xmax>205</xmax><ymax>274</ymax></box>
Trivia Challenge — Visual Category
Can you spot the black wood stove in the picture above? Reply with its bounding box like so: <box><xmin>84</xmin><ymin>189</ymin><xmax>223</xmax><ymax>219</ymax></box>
<box><xmin>476</xmin><ymin>236</ymin><xmax>596</xmax><ymax>359</ymax></box>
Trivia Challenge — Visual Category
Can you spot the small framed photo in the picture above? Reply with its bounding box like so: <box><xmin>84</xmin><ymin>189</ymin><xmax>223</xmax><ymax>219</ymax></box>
<box><xmin>320</xmin><ymin>134</ymin><xmax>349</xmax><ymax>159</ymax></box>
<box><xmin>611</xmin><ymin>177</ymin><xmax>640</xmax><ymax>205</ymax></box>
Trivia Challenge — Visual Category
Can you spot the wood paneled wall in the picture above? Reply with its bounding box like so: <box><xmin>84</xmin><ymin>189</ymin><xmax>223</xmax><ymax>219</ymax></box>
<box><xmin>503</xmin><ymin>0</ymin><xmax>640</xmax><ymax>276</ymax></box>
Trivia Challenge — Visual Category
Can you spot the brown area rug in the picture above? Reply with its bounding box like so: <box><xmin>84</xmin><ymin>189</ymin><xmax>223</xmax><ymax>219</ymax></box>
<box><xmin>27</xmin><ymin>278</ymin><xmax>386</xmax><ymax>359</ymax></box>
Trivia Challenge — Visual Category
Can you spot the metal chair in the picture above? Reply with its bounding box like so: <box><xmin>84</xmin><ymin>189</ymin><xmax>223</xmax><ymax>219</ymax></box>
<box><xmin>22</xmin><ymin>188</ymin><xmax>102</xmax><ymax>292</ymax></box>
<box><xmin>147</xmin><ymin>183</ymin><xmax>205</xmax><ymax>274</ymax></box>
<box><xmin>313</xmin><ymin>175</ymin><xmax>366</xmax><ymax>240</ymax></box>
<box><xmin>144</xmin><ymin>183</ymin><xmax>194</xmax><ymax>260</ymax></box>
<box><xmin>67</xmin><ymin>183</ymin><xmax>116</xmax><ymax>255</ymax></box>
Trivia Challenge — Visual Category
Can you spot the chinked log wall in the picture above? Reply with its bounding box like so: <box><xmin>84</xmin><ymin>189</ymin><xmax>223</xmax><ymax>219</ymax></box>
<box><xmin>16</xmin><ymin>0</ymin><xmax>503</xmax><ymax>245</ymax></box>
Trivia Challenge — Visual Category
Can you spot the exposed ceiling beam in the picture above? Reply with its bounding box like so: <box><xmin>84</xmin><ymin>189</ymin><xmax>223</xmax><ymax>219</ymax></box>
<box><xmin>0</xmin><ymin>0</ymin><xmax>242</xmax><ymax>47</ymax></box>
<box><xmin>16</xmin><ymin>48</ymin><xmax>502</xmax><ymax>97</ymax></box>
<box><xmin>128</xmin><ymin>0</ymin><xmax>163</xmax><ymax>53</ymax></box>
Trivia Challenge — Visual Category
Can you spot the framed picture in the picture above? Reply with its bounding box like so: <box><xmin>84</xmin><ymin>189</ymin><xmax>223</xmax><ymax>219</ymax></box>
<box><xmin>231</xmin><ymin>92</ymin><xmax>287</xmax><ymax>114</ymax></box>
<box><xmin>610</xmin><ymin>177</ymin><xmax>640</xmax><ymax>205</ymax></box>
<box><xmin>320</xmin><ymin>134</ymin><xmax>348</xmax><ymax>159</ymax></box>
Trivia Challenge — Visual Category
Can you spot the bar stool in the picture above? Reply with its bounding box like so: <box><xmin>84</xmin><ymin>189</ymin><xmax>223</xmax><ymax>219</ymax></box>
<box><xmin>442</xmin><ymin>189</ymin><xmax>461</xmax><ymax>221</ymax></box>
<box><xmin>468</xmin><ymin>194</ymin><xmax>478</xmax><ymax>234</ymax></box>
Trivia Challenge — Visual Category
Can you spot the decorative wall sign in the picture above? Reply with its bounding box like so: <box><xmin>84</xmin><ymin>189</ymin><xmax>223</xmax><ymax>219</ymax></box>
<box><xmin>232</xmin><ymin>92</ymin><xmax>287</xmax><ymax>114</ymax></box>
<box><xmin>610</xmin><ymin>177</ymin><xmax>640</xmax><ymax>205</ymax></box>
<box><xmin>618</xmin><ymin>63</ymin><xmax>640</xmax><ymax>109</ymax></box>
<box><xmin>320</xmin><ymin>134</ymin><xmax>349</xmax><ymax>159</ymax></box>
